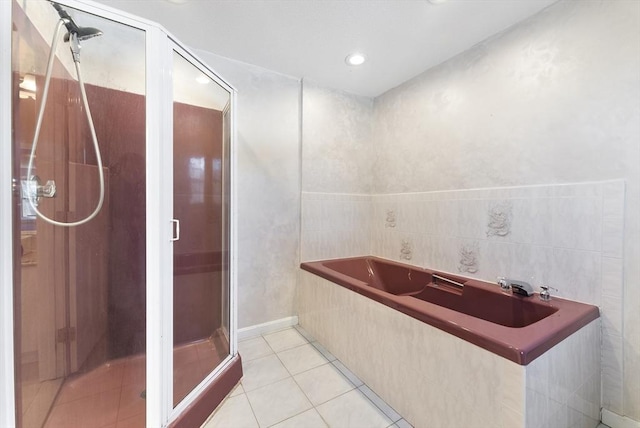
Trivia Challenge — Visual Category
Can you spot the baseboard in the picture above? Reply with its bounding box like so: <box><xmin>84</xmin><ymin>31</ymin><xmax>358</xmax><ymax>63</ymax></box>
<box><xmin>602</xmin><ymin>408</ymin><xmax>640</xmax><ymax>428</ymax></box>
<box><xmin>238</xmin><ymin>316</ymin><xmax>299</xmax><ymax>340</ymax></box>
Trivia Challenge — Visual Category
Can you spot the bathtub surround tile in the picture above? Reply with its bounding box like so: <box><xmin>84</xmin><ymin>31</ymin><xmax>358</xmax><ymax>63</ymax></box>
<box><xmin>241</xmin><ymin>354</ymin><xmax>291</xmax><ymax>392</ymax></box>
<box><xmin>316</xmin><ymin>389</ymin><xmax>393</xmax><ymax>428</ymax></box>
<box><xmin>602</xmin><ymin>217</ymin><xmax>624</xmax><ymax>258</ymax></box>
<box><xmin>602</xmin><ymin>334</ymin><xmax>624</xmax><ymax>414</ymax></box>
<box><xmin>277</xmin><ymin>343</ymin><xmax>327</xmax><ymax>375</ymax></box>
<box><xmin>246</xmin><ymin>377</ymin><xmax>313</xmax><ymax>427</ymax></box>
<box><xmin>299</xmin><ymin>180</ymin><xmax>626</xmax><ymax>424</ymax></box>
<box><xmin>486</xmin><ymin>200</ymin><xmax>513</xmax><ymax>238</ymax></box>
<box><xmin>298</xmin><ymin>270</ymin><xmax>600</xmax><ymax>428</ymax></box>
<box><xmin>202</xmin><ymin>394</ymin><xmax>259</xmax><ymax>428</ymax></box>
<box><xmin>601</xmin><ymin>257</ymin><xmax>624</xmax><ymax>298</ymax></box>
<box><xmin>293</xmin><ymin>363</ymin><xmax>355</xmax><ymax>406</ymax></box>
<box><xmin>263</xmin><ymin>328</ymin><xmax>308</xmax><ymax>352</ymax></box>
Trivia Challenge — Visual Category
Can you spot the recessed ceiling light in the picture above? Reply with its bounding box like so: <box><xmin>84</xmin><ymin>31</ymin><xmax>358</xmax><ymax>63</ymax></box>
<box><xmin>165</xmin><ymin>0</ymin><xmax>189</xmax><ymax>4</ymax></box>
<box><xmin>345</xmin><ymin>52</ymin><xmax>367</xmax><ymax>66</ymax></box>
<box><xmin>428</xmin><ymin>0</ymin><xmax>449</xmax><ymax>4</ymax></box>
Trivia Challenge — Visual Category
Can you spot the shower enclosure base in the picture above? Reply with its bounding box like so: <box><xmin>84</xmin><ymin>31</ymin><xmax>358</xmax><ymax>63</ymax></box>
<box><xmin>43</xmin><ymin>337</ymin><xmax>229</xmax><ymax>428</ymax></box>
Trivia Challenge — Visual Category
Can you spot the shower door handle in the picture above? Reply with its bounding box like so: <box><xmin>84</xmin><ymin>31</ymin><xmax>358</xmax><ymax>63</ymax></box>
<box><xmin>170</xmin><ymin>219</ymin><xmax>180</xmax><ymax>242</ymax></box>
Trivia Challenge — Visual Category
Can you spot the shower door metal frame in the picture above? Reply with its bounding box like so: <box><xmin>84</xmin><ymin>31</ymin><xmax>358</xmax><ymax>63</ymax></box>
<box><xmin>0</xmin><ymin>0</ymin><xmax>239</xmax><ymax>426</ymax></box>
<box><xmin>167</xmin><ymin>39</ymin><xmax>238</xmax><ymax>420</ymax></box>
<box><xmin>0</xmin><ymin>0</ymin><xmax>17</xmax><ymax>426</ymax></box>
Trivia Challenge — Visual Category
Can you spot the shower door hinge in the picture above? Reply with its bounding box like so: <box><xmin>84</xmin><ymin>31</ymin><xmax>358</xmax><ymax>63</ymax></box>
<box><xmin>56</xmin><ymin>327</ymin><xmax>77</xmax><ymax>344</ymax></box>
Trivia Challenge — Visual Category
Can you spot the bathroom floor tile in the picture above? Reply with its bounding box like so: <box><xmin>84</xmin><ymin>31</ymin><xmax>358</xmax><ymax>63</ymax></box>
<box><xmin>202</xmin><ymin>394</ymin><xmax>259</xmax><ymax>428</ymax></box>
<box><xmin>45</xmin><ymin>388</ymin><xmax>121</xmax><ymax>428</ymax></box>
<box><xmin>241</xmin><ymin>354</ymin><xmax>291</xmax><ymax>392</ymax></box>
<box><xmin>263</xmin><ymin>328</ymin><xmax>308</xmax><ymax>352</ymax></box>
<box><xmin>246</xmin><ymin>377</ymin><xmax>313</xmax><ymax>427</ymax></box>
<box><xmin>316</xmin><ymin>389</ymin><xmax>393</xmax><ymax>428</ymax></box>
<box><xmin>270</xmin><ymin>408</ymin><xmax>328</xmax><ymax>428</ymax></box>
<box><xmin>293</xmin><ymin>325</ymin><xmax>316</xmax><ymax>342</ymax></box>
<box><xmin>293</xmin><ymin>363</ymin><xmax>355</xmax><ymax>406</ymax></box>
<box><xmin>277</xmin><ymin>343</ymin><xmax>327</xmax><ymax>375</ymax></box>
<box><xmin>229</xmin><ymin>382</ymin><xmax>245</xmax><ymax>397</ymax></box>
<box><xmin>238</xmin><ymin>336</ymin><xmax>274</xmax><ymax>361</ymax></box>
<box><xmin>55</xmin><ymin>362</ymin><xmax>125</xmax><ymax>404</ymax></box>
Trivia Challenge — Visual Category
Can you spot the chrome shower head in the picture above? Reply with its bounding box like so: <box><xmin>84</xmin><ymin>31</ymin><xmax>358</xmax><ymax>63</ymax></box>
<box><xmin>51</xmin><ymin>2</ymin><xmax>103</xmax><ymax>42</ymax></box>
<box><xmin>63</xmin><ymin>26</ymin><xmax>103</xmax><ymax>42</ymax></box>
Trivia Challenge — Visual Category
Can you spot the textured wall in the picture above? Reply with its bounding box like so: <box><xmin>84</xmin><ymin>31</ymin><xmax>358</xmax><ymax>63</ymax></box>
<box><xmin>301</xmin><ymin>81</ymin><xmax>374</xmax><ymax>194</ymax></box>
<box><xmin>197</xmin><ymin>51</ymin><xmax>302</xmax><ymax>329</ymax></box>
<box><xmin>370</xmin><ymin>0</ymin><xmax>640</xmax><ymax>420</ymax></box>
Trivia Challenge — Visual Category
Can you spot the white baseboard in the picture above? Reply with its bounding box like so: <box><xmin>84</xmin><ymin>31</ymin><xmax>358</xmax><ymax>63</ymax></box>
<box><xmin>602</xmin><ymin>408</ymin><xmax>640</xmax><ymax>428</ymax></box>
<box><xmin>238</xmin><ymin>316</ymin><xmax>299</xmax><ymax>341</ymax></box>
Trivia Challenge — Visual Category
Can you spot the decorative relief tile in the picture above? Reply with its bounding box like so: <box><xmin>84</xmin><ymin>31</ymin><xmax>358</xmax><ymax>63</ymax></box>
<box><xmin>400</xmin><ymin>240</ymin><xmax>412</xmax><ymax>261</ymax></box>
<box><xmin>458</xmin><ymin>241</ymin><xmax>479</xmax><ymax>273</ymax></box>
<box><xmin>385</xmin><ymin>210</ymin><xmax>396</xmax><ymax>228</ymax></box>
<box><xmin>486</xmin><ymin>201</ymin><xmax>513</xmax><ymax>237</ymax></box>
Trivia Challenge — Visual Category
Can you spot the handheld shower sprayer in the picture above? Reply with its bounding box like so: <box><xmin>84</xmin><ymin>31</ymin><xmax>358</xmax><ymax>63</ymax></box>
<box><xmin>26</xmin><ymin>3</ymin><xmax>105</xmax><ymax>227</ymax></box>
<box><xmin>51</xmin><ymin>2</ymin><xmax>103</xmax><ymax>63</ymax></box>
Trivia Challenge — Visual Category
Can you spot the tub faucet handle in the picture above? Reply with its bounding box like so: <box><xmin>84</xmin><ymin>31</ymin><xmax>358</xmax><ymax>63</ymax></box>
<box><xmin>497</xmin><ymin>276</ymin><xmax>510</xmax><ymax>291</ymax></box>
<box><xmin>539</xmin><ymin>285</ymin><xmax>558</xmax><ymax>301</ymax></box>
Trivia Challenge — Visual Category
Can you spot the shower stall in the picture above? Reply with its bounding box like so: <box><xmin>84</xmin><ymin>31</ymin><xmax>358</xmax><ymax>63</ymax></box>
<box><xmin>0</xmin><ymin>0</ymin><xmax>240</xmax><ymax>427</ymax></box>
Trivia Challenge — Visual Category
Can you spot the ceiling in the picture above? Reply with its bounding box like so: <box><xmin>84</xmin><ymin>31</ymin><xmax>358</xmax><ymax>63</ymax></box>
<box><xmin>93</xmin><ymin>0</ymin><xmax>559</xmax><ymax>97</ymax></box>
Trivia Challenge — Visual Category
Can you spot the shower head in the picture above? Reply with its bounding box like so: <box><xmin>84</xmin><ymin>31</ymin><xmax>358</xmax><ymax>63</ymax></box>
<box><xmin>51</xmin><ymin>2</ymin><xmax>103</xmax><ymax>42</ymax></box>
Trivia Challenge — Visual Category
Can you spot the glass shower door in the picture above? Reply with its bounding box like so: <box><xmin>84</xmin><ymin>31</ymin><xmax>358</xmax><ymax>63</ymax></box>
<box><xmin>11</xmin><ymin>1</ymin><xmax>147</xmax><ymax>426</ymax></box>
<box><xmin>171</xmin><ymin>50</ymin><xmax>231</xmax><ymax>407</ymax></box>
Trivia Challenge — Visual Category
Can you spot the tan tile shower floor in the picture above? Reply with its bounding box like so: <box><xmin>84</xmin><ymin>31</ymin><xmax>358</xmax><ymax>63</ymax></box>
<box><xmin>43</xmin><ymin>338</ymin><xmax>226</xmax><ymax>428</ymax></box>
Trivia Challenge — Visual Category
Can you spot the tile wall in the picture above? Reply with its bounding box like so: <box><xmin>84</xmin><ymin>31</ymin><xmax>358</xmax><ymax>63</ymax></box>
<box><xmin>297</xmin><ymin>270</ymin><xmax>601</xmax><ymax>428</ymax></box>
<box><xmin>300</xmin><ymin>179</ymin><xmax>625</xmax><ymax>415</ymax></box>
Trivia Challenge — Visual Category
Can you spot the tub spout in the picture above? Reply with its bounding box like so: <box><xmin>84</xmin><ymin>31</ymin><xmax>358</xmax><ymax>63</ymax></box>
<box><xmin>508</xmin><ymin>280</ymin><xmax>534</xmax><ymax>297</ymax></box>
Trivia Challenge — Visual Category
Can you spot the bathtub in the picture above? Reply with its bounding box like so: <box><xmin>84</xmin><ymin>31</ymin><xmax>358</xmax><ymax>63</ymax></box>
<box><xmin>297</xmin><ymin>256</ymin><xmax>602</xmax><ymax>428</ymax></box>
<box><xmin>300</xmin><ymin>256</ymin><xmax>598</xmax><ymax>365</ymax></box>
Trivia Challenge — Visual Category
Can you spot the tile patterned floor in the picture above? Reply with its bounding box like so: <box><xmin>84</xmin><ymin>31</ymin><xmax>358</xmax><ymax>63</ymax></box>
<box><xmin>43</xmin><ymin>336</ymin><xmax>227</xmax><ymax>428</ymax></box>
<box><xmin>202</xmin><ymin>326</ymin><xmax>413</xmax><ymax>428</ymax></box>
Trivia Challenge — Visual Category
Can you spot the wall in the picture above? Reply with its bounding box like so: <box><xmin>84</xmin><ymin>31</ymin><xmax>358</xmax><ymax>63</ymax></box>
<box><xmin>196</xmin><ymin>51</ymin><xmax>302</xmax><ymax>329</ymax></box>
<box><xmin>300</xmin><ymin>82</ymin><xmax>374</xmax><ymax>261</ymax></box>
<box><xmin>298</xmin><ymin>269</ymin><xmax>601</xmax><ymax>428</ymax></box>
<box><xmin>300</xmin><ymin>0</ymin><xmax>639</xmax><ymax>422</ymax></box>
<box><xmin>371</xmin><ymin>0</ymin><xmax>639</xmax><ymax>420</ymax></box>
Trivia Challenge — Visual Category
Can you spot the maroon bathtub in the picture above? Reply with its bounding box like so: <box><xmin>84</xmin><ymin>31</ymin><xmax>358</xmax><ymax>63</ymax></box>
<box><xmin>300</xmin><ymin>256</ymin><xmax>599</xmax><ymax>365</ymax></box>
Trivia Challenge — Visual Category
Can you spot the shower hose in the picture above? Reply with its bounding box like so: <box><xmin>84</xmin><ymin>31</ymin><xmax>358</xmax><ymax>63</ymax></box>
<box><xmin>26</xmin><ymin>18</ymin><xmax>105</xmax><ymax>227</ymax></box>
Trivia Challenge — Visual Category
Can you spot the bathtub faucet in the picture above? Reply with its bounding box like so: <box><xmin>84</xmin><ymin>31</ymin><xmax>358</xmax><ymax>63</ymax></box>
<box><xmin>496</xmin><ymin>277</ymin><xmax>534</xmax><ymax>297</ymax></box>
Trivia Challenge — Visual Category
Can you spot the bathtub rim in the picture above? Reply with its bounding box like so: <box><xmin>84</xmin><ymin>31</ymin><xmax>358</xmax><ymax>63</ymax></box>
<box><xmin>300</xmin><ymin>255</ymin><xmax>600</xmax><ymax>365</ymax></box>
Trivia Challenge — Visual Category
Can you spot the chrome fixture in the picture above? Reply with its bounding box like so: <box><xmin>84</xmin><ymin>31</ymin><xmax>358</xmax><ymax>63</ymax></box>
<box><xmin>497</xmin><ymin>277</ymin><xmax>534</xmax><ymax>297</ymax></box>
<box><xmin>539</xmin><ymin>285</ymin><xmax>558</xmax><ymax>301</ymax></box>
<box><xmin>432</xmin><ymin>274</ymin><xmax>465</xmax><ymax>288</ymax></box>
<box><xmin>497</xmin><ymin>276</ymin><xmax>510</xmax><ymax>291</ymax></box>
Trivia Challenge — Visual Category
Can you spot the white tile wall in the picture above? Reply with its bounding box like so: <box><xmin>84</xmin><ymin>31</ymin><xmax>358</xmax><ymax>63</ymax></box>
<box><xmin>300</xmin><ymin>179</ymin><xmax>626</xmax><ymax>415</ymax></box>
<box><xmin>297</xmin><ymin>270</ymin><xmax>601</xmax><ymax>428</ymax></box>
